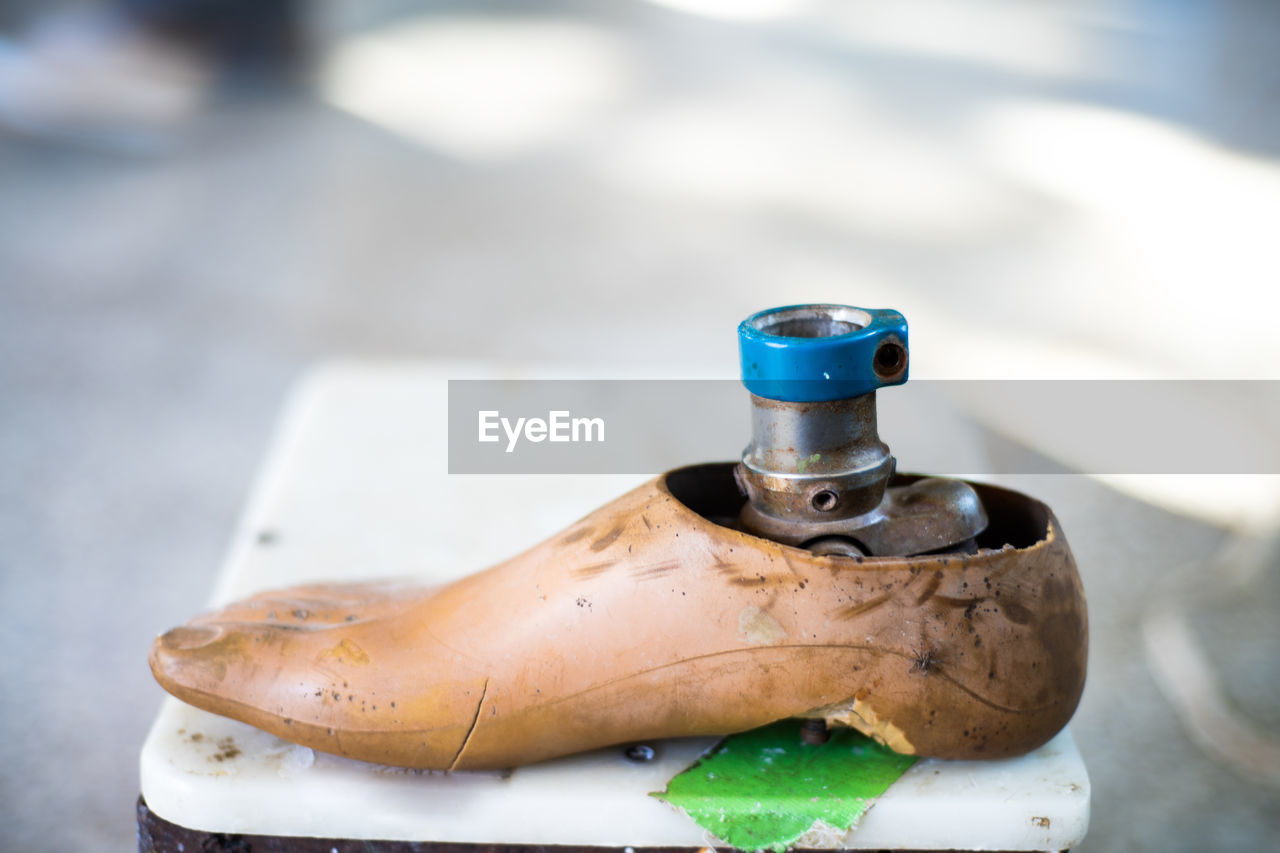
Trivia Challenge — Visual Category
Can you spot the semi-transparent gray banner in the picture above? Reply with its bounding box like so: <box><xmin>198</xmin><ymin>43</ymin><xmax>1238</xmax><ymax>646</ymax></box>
<box><xmin>447</xmin><ymin>380</ymin><xmax>1280</xmax><ymax>475</ymax></box>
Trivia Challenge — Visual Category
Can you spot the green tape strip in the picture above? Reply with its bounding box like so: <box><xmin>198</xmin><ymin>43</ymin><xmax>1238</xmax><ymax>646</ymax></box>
<box><xmin>652</xmin><ymin>720</ymin><xmax>917</xmax><ymax>853</ymax></box>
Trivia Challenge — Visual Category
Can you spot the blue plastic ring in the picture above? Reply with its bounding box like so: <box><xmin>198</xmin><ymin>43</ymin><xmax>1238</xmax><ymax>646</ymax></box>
<box><xmin>738</xmin><ymin>304</ymin><xmax>909</xmax><ymax>402</ymax></box>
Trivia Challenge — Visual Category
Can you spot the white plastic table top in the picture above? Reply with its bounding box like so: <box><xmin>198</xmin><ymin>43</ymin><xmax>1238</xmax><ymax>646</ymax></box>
<box><xmin>140</xmin><ymin>362</ymin><xmax>1090</xmax><ymax>851</ymax></box>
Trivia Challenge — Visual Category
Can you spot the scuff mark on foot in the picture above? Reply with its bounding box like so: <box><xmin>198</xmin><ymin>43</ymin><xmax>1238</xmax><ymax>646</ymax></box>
<box><xmin>590</xmin><ymin>524</ymin><xmax>626</xmax><ymax>552</ymax></box>
<box><xmin>570</xmin><ymin>560</ymin><xmax>616</xmax><ymax>580</ymax></box>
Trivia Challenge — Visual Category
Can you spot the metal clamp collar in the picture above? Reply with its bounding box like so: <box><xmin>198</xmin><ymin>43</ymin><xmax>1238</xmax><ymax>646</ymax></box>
<box><xmin>738</xmin><ymin>304</ymin><xmax>908</xmax><ymax>402</ymax></box>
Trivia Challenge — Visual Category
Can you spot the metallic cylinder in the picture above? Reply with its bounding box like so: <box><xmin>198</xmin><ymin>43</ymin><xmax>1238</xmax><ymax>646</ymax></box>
<box><xmin>734</xmin><ymin>304</ymin><xmax>987</xmax><ymax>557</ymax></box>
<box><xmin>735</xmin><ymin>303</ymin><xmax>906</xmax><ymax>540</ymax></box>
<box><xmin>739</xmin><ymin>392</ymin><xmax>894</xmax><ymax>523</ymax></box>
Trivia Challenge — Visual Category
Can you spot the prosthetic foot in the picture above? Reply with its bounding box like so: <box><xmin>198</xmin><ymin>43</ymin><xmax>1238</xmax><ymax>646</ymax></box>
<box><xmin>151</xmin><ymin>305</ymin><xmax>1087</xmax><ymax>770</ymax></box>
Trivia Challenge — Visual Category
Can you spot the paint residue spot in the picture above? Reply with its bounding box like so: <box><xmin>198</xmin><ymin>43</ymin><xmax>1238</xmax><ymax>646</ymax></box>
<box><xmin>321</xmin><ymin>637</ymin><xmax>371</xmax><ymax>665</ymax></box>
<box><xmin>738</xmin><ymin>606</ymin><xmax>787</xmax><ymax>645</ymax></box>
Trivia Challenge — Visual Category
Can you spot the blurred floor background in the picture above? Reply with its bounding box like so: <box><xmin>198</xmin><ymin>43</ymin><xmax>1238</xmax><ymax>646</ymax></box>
<box><xmin>1</xmin><ymin>0</ymin><xmax>1278</xmax><ymax>849</ymax></box>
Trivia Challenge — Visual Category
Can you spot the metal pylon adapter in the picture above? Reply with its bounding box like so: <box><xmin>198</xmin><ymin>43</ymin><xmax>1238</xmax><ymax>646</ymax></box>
<box><xmin>735</xmin><ymin>304</ymin><xmax>987</xmax><ymax>557</ymax></box>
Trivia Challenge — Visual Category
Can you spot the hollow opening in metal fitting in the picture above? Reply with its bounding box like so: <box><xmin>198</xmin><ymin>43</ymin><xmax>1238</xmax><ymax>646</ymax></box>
<box><xmin>752</xmin><ymin>305</ymin><xmax>870</xmax><ymax>339</ymax></box>
<box><xmin>874</xmin><ymin>341</ymin><xmax>907</xmax><ymax>378</ymax></box>
<box><xmin>810</xmin><ymin>489</ymin><xmax>839</xmax><ymax>512</ymax></box>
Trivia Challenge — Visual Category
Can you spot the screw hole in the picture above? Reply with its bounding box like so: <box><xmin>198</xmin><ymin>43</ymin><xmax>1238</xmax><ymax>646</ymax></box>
<box><xmin>811</xmin><ymin>489</ymin><xmax>839</xmax><ymax>512</ymax></box>
<box><xmin>873</xmin><ymin>341</ymin><xmax>906</xmax><ymax>378</ymax></box>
